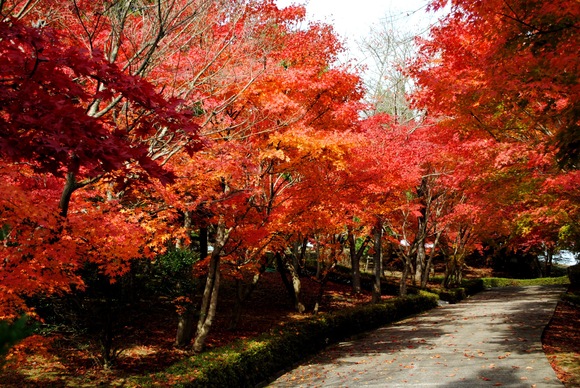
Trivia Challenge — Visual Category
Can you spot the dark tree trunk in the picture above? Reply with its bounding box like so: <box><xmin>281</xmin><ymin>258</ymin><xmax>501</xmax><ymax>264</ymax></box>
<box><xmin>420</xmin><ymin>231</ymin><xmax>442</xmax><ymax>289</ymax></box>
<box><xmin>175</xmin><ymin>305</ymin><xmax>195</xmax><ymax>347</ymax></box>
<box><xmin>443</xmin><ymin>255</ymin><xmax>463</xmax><ymax>288</ymax></box>
<box><xmin>199</xmin><ymin>226</ymin><xmax>208</xmax><ymax>259</ymax></box>
<box><xmin>276</xmin><ymin>252</ymin><xmax>305</xmax><ymax>313</ymax></box>
<box><xmin>400</xmin><ymin>251</ymin><xmax>412</xmax><ymax>296</ymax></box>
<box><xmin>372</xmin><ymin>220</ymin><xmax>383</xmax><ymax>304</ymax></box>
<box><xmin>193</xmin><ymin>220</ymin><xmax>228</xmax><ymax>353</ymax></box>
<box><xmin>348</xmin><ymin>232</ymin><xmax>370</xmax><ymax>295</ymax></box>
<box><xmin>228</xmin><ymin>254</ymin><xmax>274</xmax><ymax>330</ymax></box>
<box><xmin>545</xmin><ymin>249</ymin><xmax>553</xmax><ymax>277</ymax></box>
<box><xmin>312</xmin><ymin>261</ymin><xmax>336</xmax><ymax>315</ymax></box>
<box><xmin>59</xmin><ymin>171</ymin><xmax>80</xmax><ymax>217</ymax></box>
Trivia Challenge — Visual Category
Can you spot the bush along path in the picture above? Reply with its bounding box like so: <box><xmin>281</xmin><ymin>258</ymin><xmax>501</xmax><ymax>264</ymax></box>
<box><xmin>267</xmin><ymin>285</ymin><xmax>566</xmax><ymax>387</ymax></box>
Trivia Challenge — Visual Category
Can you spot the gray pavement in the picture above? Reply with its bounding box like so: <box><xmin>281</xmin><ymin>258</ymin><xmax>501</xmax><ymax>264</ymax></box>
<box><xmin>267</xmin><ymin>285</ymin><xmax>566</xmax><ymax>387</ymax></box>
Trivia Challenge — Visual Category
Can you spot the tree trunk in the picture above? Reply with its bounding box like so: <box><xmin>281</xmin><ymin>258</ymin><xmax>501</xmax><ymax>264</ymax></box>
<box><xmin>174</xmin><ymin>274</ymin><xmax>195</xmax><ymax>347</ymax></box>
<box><xmin>174</xmin><ymin>211</ymin><xmax>197</xmax><ymax>347</ymax></box>
<box><xmin>291</xmin><ymin>238</ymin><xmax>307</xmax><ymax>277</ymax></box>
<box><xmin>399</xmin><ymin>255</ymin><xmax>410</xmax><ymax>296</ymax></box>
<box><xmin>228</xmin><ymin>254</ymin><xmax>274</xmax><ymax>330</ymax></box>
<box><xmin>443</xmin><ymin>254</ymin><xmax>463</xmax><ymax>288</ymax></box>
<box><xmin>312</xmin><ymin>261</ymin><xmax>336</xmax><ymax>315</ymax></box>
<box><xmin>371</xmin><ymin>220</ymin><xmax>383</xmax><ymax>303</ymax></box>
<box><xmin>415</xmin><ymin>242</ymin><xmax>426</xmax><ymax>286</ymax></box>
<box><xmin>348</xmin><ymin>232</ymin><xmax>370</xmax><ymax>295</ymax></box>
<box><xmin>192</xmin><ymin>220</ymin><xmax>228</xmax><ymax>353</ymax></box>
<box><xmin>199</xmin><ymin>226</ymin><xmax>208</xmax><ymax>259</ymax></box>
<box><xmin>59</xmin><ymin>171</ymin><xmax>79</xmax><ymax>217</ymax></box>
<box><xmin>175</xmin><ymin>211</ymin><xmax>192</xmax><ymax>250</ymax></box>
<box><xmin>99</xmin><ymin>299</ymin><xmax>115</xmax><ymax>369</ymax></box>
<box><xmin>175</xmin><ymin>305</ymin><xmax>195</xmax><ymax>347</ymax></box>
<box><xmin>420</xmin><ymin>230</ymin><xmax>442</xmax><ymax>289</ymax></box>
<box><xmin>276</xmin><ymin>252</ymin><xmax>305</xmax><ymax>313</ymax></box>
<box><xmin>545</xmin><ymin>248</ymin><xmax>553</xmax><ymax>277</ymax></box>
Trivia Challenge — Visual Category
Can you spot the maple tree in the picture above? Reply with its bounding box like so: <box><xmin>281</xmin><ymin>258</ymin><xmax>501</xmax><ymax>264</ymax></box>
<box><xmin>411</xmin><ymin>0</ymin><xmax>579</xmax><ymax>168</ymax></box>
<box><xmin>406</xmin><ymin>0</ymin><xmax>579</xmax><ymax>281</ymax></box>
<box><xmin>0</xmin><ymin>3</ymin><xmax>203</xmax><ymax>322</ymax></box>
<box><xmin>149</xmin><ymin>1</ymin><xmax>366</xmax><ymax>350</ymax></box>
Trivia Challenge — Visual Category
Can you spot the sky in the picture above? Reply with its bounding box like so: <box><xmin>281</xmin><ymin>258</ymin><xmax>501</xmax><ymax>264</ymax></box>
<box><xmin>274</xmin><ymin>0</ymin><xmax>439</xmax><ymax>64</ymax></box>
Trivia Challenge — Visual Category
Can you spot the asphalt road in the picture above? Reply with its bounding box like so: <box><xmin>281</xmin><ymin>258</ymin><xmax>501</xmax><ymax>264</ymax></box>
<box><xmin>267</xmin><ymin>285</ymin><xmax>566</xmax><ymax>387</ymax></box>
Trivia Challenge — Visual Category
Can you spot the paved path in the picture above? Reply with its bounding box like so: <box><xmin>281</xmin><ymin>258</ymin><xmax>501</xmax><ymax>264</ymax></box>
<box><xmin>267</xmin><ymin>285</ymin><xmax>566</xmax><ymax>387</ymax></box>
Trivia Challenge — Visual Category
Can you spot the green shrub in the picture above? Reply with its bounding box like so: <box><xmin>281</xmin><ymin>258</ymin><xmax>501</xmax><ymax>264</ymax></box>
<box><xmin>437</xmin><ymin>288</ymin><xmax>467</xmax><ymax>304</ymax></box>
<box><xmin>0</xmin><ymin>316</ymin><xmax>35</xmax><ymax>363</ymax></box>
<box><xmin>426</xmin><ymin>279</ymin><xmax>483</xmax><ymax>304</ymax></box>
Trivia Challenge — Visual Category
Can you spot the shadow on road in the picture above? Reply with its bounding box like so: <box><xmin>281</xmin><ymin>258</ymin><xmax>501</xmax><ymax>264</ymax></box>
<box><xmin>267</xmin><ymin>285</ymin><xmax>565</xmax><ymax>387</ymax></box>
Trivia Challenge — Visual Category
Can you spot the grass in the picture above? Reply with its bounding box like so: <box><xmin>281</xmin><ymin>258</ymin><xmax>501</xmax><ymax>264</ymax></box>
<box><xmin>481</xmin><ymin>276</ymin><xmax>569</xmax><ymax>288</ymax></box>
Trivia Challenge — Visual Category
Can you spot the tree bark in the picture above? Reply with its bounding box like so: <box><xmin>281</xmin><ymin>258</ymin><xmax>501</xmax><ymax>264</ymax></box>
<box><xmin>348</xmin><ymin>231</ymin><xmax>370</xmax><ymax>295</ymax></box>
<box><xmin>175</xmin><ymin>305</ymin><xmax>195</xmax><ymax>347</ymax></box>
<box><xmin>400</xmin><ymin>252</ymin><xmax>411</xmax><ymax>296</ymax></box>
<box><xmin>228</xmin><ymin>254</ymin><xmax>274</xmax><ymax>330</ymax></box>
<box><xmin>420</xmin><ymin>230</ymin><xmax>442</xmax><ymax>289</ymax></box>
<box><xmin>276</xmin><ymin>252</ymin><xmax>305</xmax><ymax>313</ymax></box>
<box><xmin>59</xmin><ymin>171</ymin><xmax>80</xmax><ymax>217</ymax></box>
<box><xmin>371</xmin><ymin>220</ymin><xmax>383</xmax><ymax>303</ymax></box>
<box><xmin>545</xmin><ymin>248</ymin><xmax>553</xmax><ymax>277</ymax></box>
<box><xmin>199</xmin><ymin>225</ymin><xmax>208</xmax><ymax>259</ymax></box>
<box><xmin>192</xmin><ymin>219</ymin><xmax>228</xmax><ymax>353</ymax></box>
<box><xmin>415</xmin><ymin>242</ymin><xmax>426</xmax><ymax>286</ymax></box>
<box><xmin>312</xmin><ymin>261</ymin><xmax>336</xmax><ymax>314</ymax></box>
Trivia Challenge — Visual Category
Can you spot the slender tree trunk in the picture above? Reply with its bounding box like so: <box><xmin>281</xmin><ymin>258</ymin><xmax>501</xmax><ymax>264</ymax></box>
<box><xmin>59</xmin><ymin>171</ymin><xmax>80</xmax><ymax>217</ymax></box>
<box><xmin>199</xmin><ymin>226</ymin><xmax>208</xmax><ymax>259</ymax></box>
<box><xmin>99</xmin><ymin>296</ymin><xmax>115</xmax><ymax>369</ymax></box>
<box><xmin>415</xmin><ymin>242</ymin><xmax>426</xmax><ymax>286</ymax></box>
<box><xmin>175</xmin><ymin>211</ymin><xmax>192</xmax><ymax>250</ymax></box>
<box><xmin>174</xmin><ymin>211</ymin><xmax>196</xmax><ymax>347</ymax></box>
<box><xmin>291</xmin><ymin>238</ymin><xmax>307</xmax><ymax>277</ymax></box>
<box><xmin>313</xmin><ymin>261</ymin><xmax>336</xmax><ymax>314</ymax></box>
<box><xmin>174</xmin><ymin>274</ymin><xmax>195</xmax><ymax>347</ymax></box>
<box><xmin>443</xmin><ymin>254</ymin><xmax>463</xmax><ymax>288</ymax></box>
<box><xmin>59</xmin><ymin>156</ymin><xmax>101</xmax><ymax>218</ymax></box>
<box><xmin>399</xmin><ymin>255</ymin><xmax>410</xmax><ymax>296</ymax></box>
<box><xmin>192</xmin><ymin>252</ymin><xmax>220</xmax><ymax>353</ymax></box>
<box><xmin>192</xmin><ymin>220</ymin><xmax>228</xmax><ymax>353</ymax></box>
<box><xmin>276</xmin><ymin>252</ymin><xmax>305</xmax><ymax>313</ymax></box>
<box><xmin>372</xmin><ymin>220</ymin><xmax>383</xmax><ymax>303</ymax></box>
<box><xmin>228</xmin><ymin>254</ymin><xmax>274</xmax><ymax>330</ymax></box>
<box><xmin>546</xmin><ymin>248</ymin><xmax>553</xmax><ymax>277</ymax></box>
<box><xmin>348</xmin><ymin>232</ymin><xmax>370</xmax><ymax>295</ymax></box>
<box><xmin>175</xmin><ymin>304</ymin><xmax>195</xmax><ymax>347</ymax></box>
<box><xmin>348</xmin><ymin>233</ymin><xmax>360</xmax><ymax>294</ymax></box>
<box><xmin>420</xmin><ymin>230</ymin><xmax>442</xmax><ymax>289</ymax></box>
<box><xmin>230</xmin><ymin>279</ymin><xmax>246</xmax><ymax>331</ymax></box>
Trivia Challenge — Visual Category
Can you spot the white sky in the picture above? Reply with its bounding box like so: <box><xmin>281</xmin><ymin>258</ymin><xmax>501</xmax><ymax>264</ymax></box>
<box><xmin>274</xmin><ymin>0</ymin><xmax>438</xmax><ymax>64</ymax></box>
